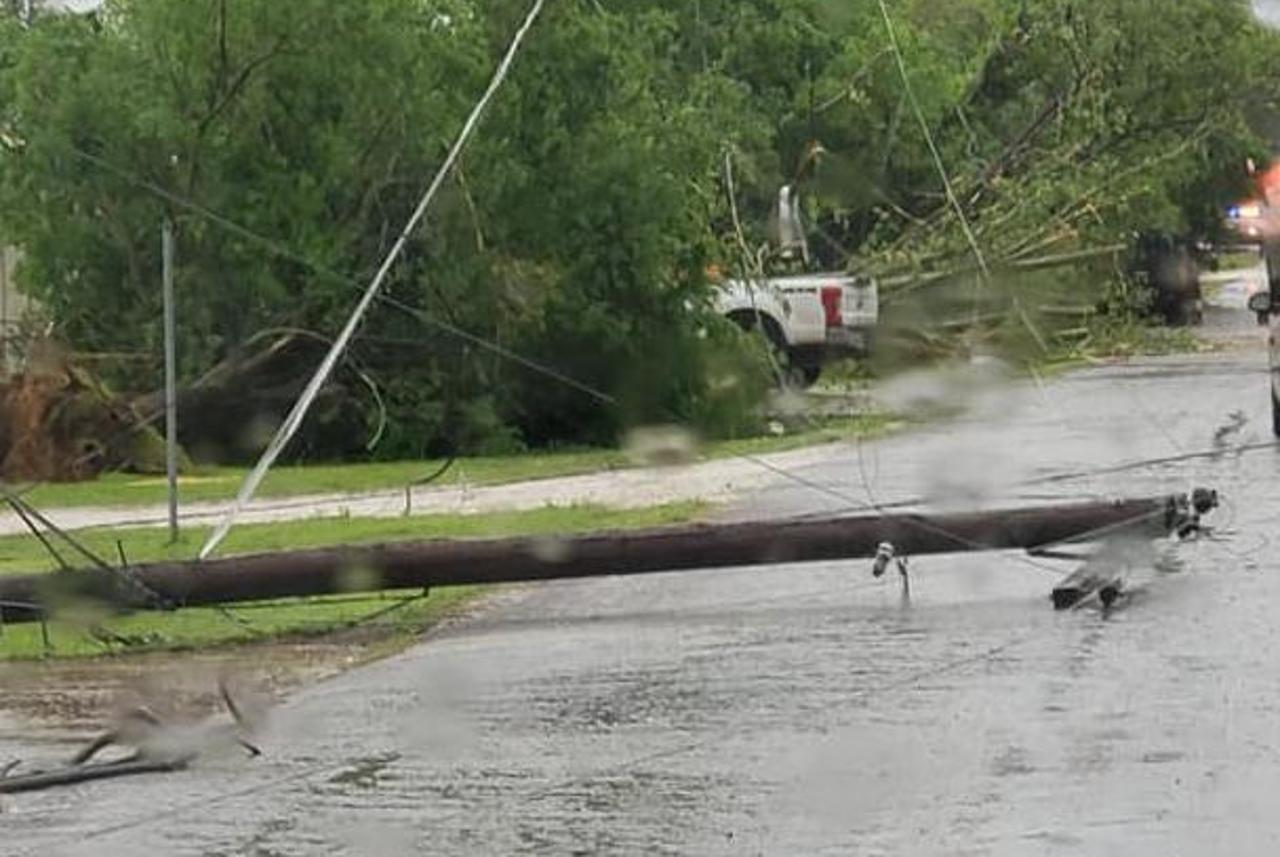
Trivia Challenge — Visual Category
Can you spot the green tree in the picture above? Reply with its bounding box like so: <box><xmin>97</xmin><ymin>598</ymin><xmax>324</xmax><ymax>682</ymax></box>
<box><xmin>0</xmin><ymin>0</ymin><xmax>773</xmax><ymax>456</ymax></box>
<box><xmin>0</xmin><ymin>0</ymin><xmax>487</xmax><ymax>364</ymax></box>
<box><xmin>2</xmin><ymin>0</ymin><xmax>1277</xmax><ymax>461</ymax></box>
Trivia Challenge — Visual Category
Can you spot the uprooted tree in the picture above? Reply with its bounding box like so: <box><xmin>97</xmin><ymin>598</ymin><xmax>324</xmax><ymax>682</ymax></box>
<box><xmin>0</xmin><ymin>340</ymin><xmax>173</xmax><ymax>481</ymax></box>
<box><xmin>0</xmin><ymin>0</ymin><xmax>1275</xmax><ymax>472</ymax></box>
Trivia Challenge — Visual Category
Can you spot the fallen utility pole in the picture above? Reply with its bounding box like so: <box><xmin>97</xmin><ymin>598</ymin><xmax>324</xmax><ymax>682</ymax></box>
<box><xmin>0</xmin><ymin>491</ymin><xmax>1216</xmax><ymax>624</ymax></box>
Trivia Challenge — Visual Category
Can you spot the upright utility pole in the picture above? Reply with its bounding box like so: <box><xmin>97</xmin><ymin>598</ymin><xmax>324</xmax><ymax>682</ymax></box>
<box><xmin>0</xmin><ymin>247</ymin><xmax>10</xmax><ymax>376</ymax></box>
<box><xmin>162</xmin><ymin>219</ymin><xmax>178</xmax><ymax>543</ymax></box>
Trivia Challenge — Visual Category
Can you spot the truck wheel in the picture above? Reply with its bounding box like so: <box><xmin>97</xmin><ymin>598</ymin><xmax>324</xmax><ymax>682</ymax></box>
<box><xmin>775</xmin><ymin>359</ymin><xmax>807</xmax><ymax>390</ymax></box>
<box><xmin>799</xmin><ymin>365</ymin><xmax>821</xmax><ymax>387</ymax></box>
<box><xmin>755</xmin><ymin>321</ymin><xmax>803</xmax><ymax>389</ymax></box>
<box><xmin>728</xmin><ymin>311</ymin><xmax>796</xmax><ymax>388</ymax></box>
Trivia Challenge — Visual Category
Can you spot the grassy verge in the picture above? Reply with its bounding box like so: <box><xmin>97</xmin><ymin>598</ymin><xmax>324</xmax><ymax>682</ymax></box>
<box><xmin>21</xmin><ymin>414</ymin><xmax>895</xmax><ymax>510</ymax></box>
<box><xmin>0</xmin><ymin>501</ymin><xmax>707</xmax><ymax>660</ymax></box>
<box><xmin>24</xmin><ymin>449</ymin><xmax>632</xmax><ymax>509</ymax></box>
<box><xmin>1214</xmin><ymin>251</ymin><xmax>1262</xmax><ymax>271</ymax></box>
<box><xmin>710</xmin><ymin>414</ymin><xmax>897</xmax><ymax>457</ymax></box>
<box><xmin>1040</xmin><ymin>323</ymin><xmax>1207</xmax><ymax>376</ymax></box>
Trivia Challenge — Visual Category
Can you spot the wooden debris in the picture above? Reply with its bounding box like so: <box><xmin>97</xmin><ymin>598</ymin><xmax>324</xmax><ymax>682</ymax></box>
<box><xmin>0</xmin><ymin>757</ymin><xmax>189</xmax><ymax>795</ymax></box>
<box><xmin>0</xmin><ymin>679</ymin><xmax>261</xmax><ymax>795</ymax></box>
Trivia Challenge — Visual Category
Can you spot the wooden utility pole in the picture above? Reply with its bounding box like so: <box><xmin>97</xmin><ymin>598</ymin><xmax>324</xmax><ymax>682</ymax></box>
<box><xmin>0</xmin><ymin>491</ymin><xmax>1215</xmax><ymax>624</ymax></box>
<box><xmin>162</xmin><ymin>219</ymin><xmax>179</xmax><ymax>543</ymax></box>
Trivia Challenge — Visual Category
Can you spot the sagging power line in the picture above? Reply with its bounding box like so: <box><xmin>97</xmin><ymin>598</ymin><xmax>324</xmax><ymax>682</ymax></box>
<box><xmin>198</xmin><ymin>0</ymin><xmax>549</xmax><ymax>558</ymax></box>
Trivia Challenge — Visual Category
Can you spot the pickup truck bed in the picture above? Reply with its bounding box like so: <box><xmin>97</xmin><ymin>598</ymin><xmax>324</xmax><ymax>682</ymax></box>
<box><xmin>715</xmin><ymin>272</ymin><xmax>878</xmax><ymax>385</ymax></box>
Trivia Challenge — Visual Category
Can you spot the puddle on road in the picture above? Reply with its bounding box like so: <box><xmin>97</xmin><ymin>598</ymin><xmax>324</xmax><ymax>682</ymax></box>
<box><xmin>327</xmin><ymin>752</ymin><xmax>401</xmax><ymax>788</ymax></box>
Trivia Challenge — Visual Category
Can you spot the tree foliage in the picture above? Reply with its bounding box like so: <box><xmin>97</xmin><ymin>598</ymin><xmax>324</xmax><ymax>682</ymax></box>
<box><xmin>0</xmin><ymin>0</ymin><xmax>1276</xmax><ymax>458</ymax></box>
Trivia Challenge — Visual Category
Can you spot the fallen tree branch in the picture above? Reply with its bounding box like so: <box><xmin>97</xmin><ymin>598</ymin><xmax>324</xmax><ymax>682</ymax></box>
<box><xmin>0</xmin><ymin>757</ymin><xmax>189</xmax><ymax>795</ymax></box>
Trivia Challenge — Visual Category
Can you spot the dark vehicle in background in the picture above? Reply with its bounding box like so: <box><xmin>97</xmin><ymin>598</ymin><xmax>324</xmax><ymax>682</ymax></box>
<box><xmin>1248</xmin><ymin>250</ymin><xmax>1280</xmax><ymax>435</ymax></box>
<box><xmin>1225</xmin><ymin>158</ymin><xmax>1280</xmax><ymax>242</ymax></box>
<box><xmin>1131</xmin><ymin>233</ymin><xmax>1203</xmax><ymax>326</ymax></box>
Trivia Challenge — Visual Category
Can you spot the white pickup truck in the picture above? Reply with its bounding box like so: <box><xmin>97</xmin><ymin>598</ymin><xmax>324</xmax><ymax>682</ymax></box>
<box><xmin>715</xmin><ymin>272</ymin><xmax>877</xmax><ymax>386</ymax></box>
<box><xmin>714</xmin><ymin>185</ymin><xmax>879</xmax><ymax>386</ymax></box>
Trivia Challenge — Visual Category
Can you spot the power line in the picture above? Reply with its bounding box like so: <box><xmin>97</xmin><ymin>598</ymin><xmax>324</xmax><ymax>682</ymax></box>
<box><xmin>875</xmin><ymin>0</ymin><xmax>1047</xmax><ymax>353</ymax></box>
<box><xmin>198</xmin><ymin>0</ymin><xmax>547</xmax><ymax>559</ymax></box>
<box><xmin>63</xmin><ymin>149</ymin><xmax>617</xmax><ymax>408</ymax></box>
<box><xmin>2</xmin><ymin>0</ymin><xmax>1238</xmax><ymax>583</ymax></box>
<box><xmin>875</xmin><ymin>0</ymin><xmax>989</xmax><ymax>285</ymax></box>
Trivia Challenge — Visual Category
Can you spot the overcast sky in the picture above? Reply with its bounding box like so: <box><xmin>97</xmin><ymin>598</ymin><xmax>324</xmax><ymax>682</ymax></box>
<box><xmin>39</xmin><ymin>0</ymin><xmax>102</xmax><ymax>11</ymax></box>
<box><xmin>28</xmin><ymin>1</ymin><xmax>1280</xmax><ymax>32</ymax></box>
<box><xmin>30</xmin><ymin>0</ymin><xmax>1280</xmax><ymax>24</ymax></box>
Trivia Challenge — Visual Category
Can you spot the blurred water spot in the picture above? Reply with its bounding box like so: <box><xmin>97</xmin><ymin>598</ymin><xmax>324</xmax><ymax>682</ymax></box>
<box><xmin>396</xmin><ymin>663</ymin><xmax>477</xmax><ymax>761</ymax></box>
<box><xmin>337</xmin><ymin>817</ymin><xmax>419</xmax><ymax>856</ymax></box>
<box><xmin>239</xmin><ymin>413</ymin><xmax>279</xmax><ymax>454</ymax></box>
<box><xmin>528</xmin><ymin>536</ymin><xmax>572</xmax><ymax>564</ymax></box>
<box><xmin>337</xmin><ymin>563</ymin><xmax>382</xmax><ymax>595</ymax></box>
<box><xmin>623</xmin><ymin>425</ymin><xmax>701</xmax><ymax>468</ymax></box>
<box><xmin>768</xmin><ymin>387</ymin><xmax>809</xmax><ymax>418</ymax></box>
<box><xmin>875</xmin><ymin>355</ymin><xmax>1014</xmax><ymax>418</ymax></box>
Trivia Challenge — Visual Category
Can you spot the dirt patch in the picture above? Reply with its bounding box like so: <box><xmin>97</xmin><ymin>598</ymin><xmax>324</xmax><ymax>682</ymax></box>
<box><xmin>0</xmin><ymin>639</ymin><xmax>357</xmax><ymax>734</ymax></box>
<box><xmin>0</xmin><ymin>587</ymin><xmax>508</xmax><ymax>746</ymax></box>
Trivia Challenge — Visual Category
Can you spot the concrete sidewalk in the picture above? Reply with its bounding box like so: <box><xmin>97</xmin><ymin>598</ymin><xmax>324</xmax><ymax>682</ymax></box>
<box><xmin>2</xmin><ymin>441</ymin><xmax>860</xmax><ymax>537</ymax></box>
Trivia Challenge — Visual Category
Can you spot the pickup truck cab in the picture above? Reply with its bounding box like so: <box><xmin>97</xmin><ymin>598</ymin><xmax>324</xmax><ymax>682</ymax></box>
<box><xmin>715</xmin><ymin>272</ymin><xmax>877</xmax><ymax>386</ymax></box>
<box><xmin>714</xmin><ymin>185</ymin><xmax>879</xmax><ymax>386</ymax></box>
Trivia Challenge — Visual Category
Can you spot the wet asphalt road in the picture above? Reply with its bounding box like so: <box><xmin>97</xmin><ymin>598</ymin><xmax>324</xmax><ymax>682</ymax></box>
<box><xmin>6</xmin><ymin>307</ymin><xmax>1280</xmax><ymax>856</ymax></box>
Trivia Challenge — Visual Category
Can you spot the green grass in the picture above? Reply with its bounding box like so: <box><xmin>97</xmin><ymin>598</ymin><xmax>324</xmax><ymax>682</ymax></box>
<box><xmin>20</xmin><ymin>415</ymin><xmax>895</xmax><ymax>511</ymax></box>
<box><xmin>1</xmin><ymin>413</ymin><xmax>897</xmax><ymax>661</ymax></box>
<box><xmin>0</xmin><ymin>501</ymin><xmax>708</xmax><ymax>660</ymax></box>
<box><xmin>1039</xmin><ymin>320</ymin><xmax>1206</xmax><ymax>377</ymax></box>
<box><xmin>0</xmin><ymin>586</ymin><xmax>485</xmax><ymax>662</ymax></box>
<box><xmin>23</xmin><ymin>448</ymin><xmax>633</xmax><ymax>510</ymax></box>
<box><xmin>1214</xmin><ymin>251</ymin><xmax>1262</xmax><ymax>271</ymax></box>
<box><xmin>712</xmin><ymin>414</ymin><xmax>899</xmax><ymax>457</ymax></box>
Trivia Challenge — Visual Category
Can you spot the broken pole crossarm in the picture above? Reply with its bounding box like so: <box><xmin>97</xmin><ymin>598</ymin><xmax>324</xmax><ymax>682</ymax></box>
<box><xmin>0</xmin><ymin>493</ymin><xmax>1212</xmax><ymax>624</ymax></box>
<box><xmin>1051</xmin><ymin>561</ymin><xmax>1125</xmax><ymax>611</ymax></box>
